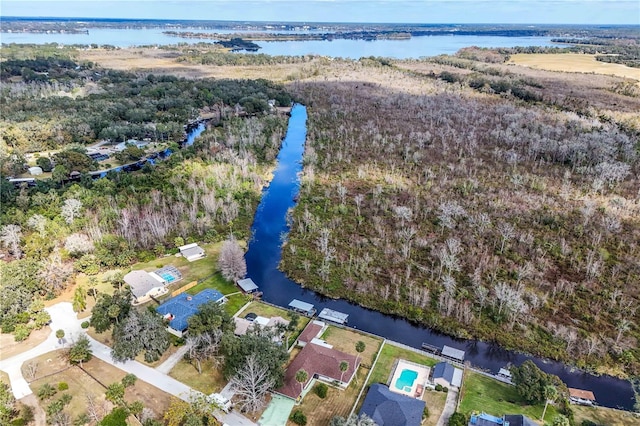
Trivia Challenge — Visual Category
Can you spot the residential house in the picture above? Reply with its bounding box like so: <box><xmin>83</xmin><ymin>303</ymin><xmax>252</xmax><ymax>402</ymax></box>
<box><xmin>468</xmin><ymin>413</ymin><xmax>536</xmax><ymax>426</ymax></box>
<box><xmin>360</xmin><ymin>383</ymin><xmax>426</xmax><ymax>426</ymax></box>
<box><xmin>156</xmin><ymin>289</ymin><xmax>226</xmax><ymax>337</ymax></box>
<box><xmin>432</xmin><ymin>362</ymin><xmax>463</xmax><ymax>388</ymax></box>
<box><xmin>124</xmin><ymin>270</ymin><xmax>167</xmax><ymax>304</ymax></box>
<box><xmin>276</xmin><ymin>342</ymin><xmax>360</xmax><ymax>399</ymax></box>
<box><xmin>296</xmin><ymin>320</ymin><xmax>326</xmax><ymax>347</ymax></box>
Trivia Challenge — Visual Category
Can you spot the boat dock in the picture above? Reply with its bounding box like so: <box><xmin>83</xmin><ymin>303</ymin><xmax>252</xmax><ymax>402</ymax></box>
<box><xmin>288</xmin><ymin>299</ymin><xmax>316</xmax><ymax>316</ymax></box>
<box><xmin>318</xmin><ymin>308</ymin><xmax>349</xmax><ymax>325</ymax></box>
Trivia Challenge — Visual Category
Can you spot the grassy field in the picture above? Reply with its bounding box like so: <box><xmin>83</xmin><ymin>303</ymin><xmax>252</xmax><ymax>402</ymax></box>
<box><xmin>507</xmin><ymin>53</ymin><xmax>640</xmax><ymax>81</ymax></box>
<box><xmin>288</xmin><ymin>367</ymin><xmax>369</xmax><ymax>426</ymax></box>
<box><xmin>423</xmin><ymin>390</ymin><xmax>448</xmax><ymax>426</ymax></box>
<box><xmin>458</xmin><ymin>371</ymin><xmax>557</xmax><ymax>423</ymax></box>
<box><xmin>320</xmin><ymin>326</ymin><xmax>382</xmax><ymax>368</ymax></box>
<box><xmin>168</xmin><ymin>358</ymin><xmax>224</xmax><ymax>395</ymax></box>
<box><xmin>572</xmin><ymin>404</ymin><xmax>640</xmax><ymax>426</ymax></box>
<box><xmin>25</xmin><ymin>350</ymin><xmax>173</xmax><ymax>424</ymax></box>
<box><xmin>367</xmin><ymin>344</ymin><xmax>438</xmax><ymax>387</ymax></box>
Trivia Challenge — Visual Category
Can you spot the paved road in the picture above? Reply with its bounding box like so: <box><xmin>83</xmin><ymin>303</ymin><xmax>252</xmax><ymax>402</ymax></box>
<box><xmin>156</xmin><ymin>343</ymin><xmax>191</xmax><ymax>374</ymax></box>
<box><xmin>0</xmin><ymin>302</ymin><xmax>257</xmax><ymax>426</ymax></box>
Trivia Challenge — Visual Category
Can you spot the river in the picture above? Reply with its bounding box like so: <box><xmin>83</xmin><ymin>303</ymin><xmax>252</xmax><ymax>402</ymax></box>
<box><xmin>0</xmin><ymin>27</ymin><xmax>558</xmax><ymax>59</ymax></box>
<box><xmin>242</xmin><ymin>104</ymin><xmax>636</xmax><ymax>411</ymax></box>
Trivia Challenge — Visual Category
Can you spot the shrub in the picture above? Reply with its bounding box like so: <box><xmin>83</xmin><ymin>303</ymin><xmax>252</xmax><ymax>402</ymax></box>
<box><xmin>435</xmin><ymin>384</ymin><xmax>443</xmax><ymax>392</ymax></box>
<box><xmin>314</xmin><ymin>382</ymin><xmax>328</xmax><ymax>398</ymax></box>
<box><xmin>443</xmin><ymin>386</ymin><xmax>449</xmax><ymax>393</ymax></box>
<box><xmin>290</xmin><ymin>410</ymin><xmax>307</xmax><ymax>425</ymax></box>
<box><xmin>81</xmin><ymin>321</ymin><xmax>90</xmax><ymax>329</ymax></box>
<box><xmin>37</xmin><ymin>383</ymin><xmax>57</xmax><ymax>400</ymax></box>
<box><xmin>58</xmin><ymin>382</ymin><xmax>69</xmax><ymax>391</ymax></box>
<box><xmin>13</xmin><ymin>324</ymin><xmax>31</xmax><ymax>342</ymax></box>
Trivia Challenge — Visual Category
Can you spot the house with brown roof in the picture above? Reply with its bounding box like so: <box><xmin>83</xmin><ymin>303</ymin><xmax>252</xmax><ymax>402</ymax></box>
<box><xmin>276</xmin><ymin>342</ymin><xmax>360</xmax><ymax>399</ymax></box>
<box><xmin>296</xmin><ymin>320</ymin><xmax>326</xmax><ymax>347</ymax></box>
<box><xmin>568</xmin><ymin>388</ymin><xmax>596</xmax><ymax>405</ymax></box>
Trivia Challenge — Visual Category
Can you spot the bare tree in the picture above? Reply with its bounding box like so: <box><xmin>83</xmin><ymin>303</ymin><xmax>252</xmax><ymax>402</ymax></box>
<box><xmin>27</xmin><ymin>214</ymin><xmax>47</xmax><ymax>237</ymax></box>
<box><xmin>85</xmin><ymin>393</ymin><xmax>103</xmax><ymax>423</ymax></box>
<box><xmin>230</xmin><ymin>353</ymin><xmax>275</xmax><ymax>413</ymax></box>
<box><xmin>0</xmin><ymin>224</ymin><xmax>22</xmax><ymax>258</ymax></box>
<box><xmin>218</xmin><ymin>238</ymin><xmax>247</xmax><ymax>282</ymax></box>
<box><xmin>185</xmin><ymin>330</ymin><xmax>223</xmax><ymax>374</ymax></box>
<box><xmin>41</xmin><ymin>248</ymin><xmax>73</xmax><ymax>294</ymax></box>
<box><xmin>64</xmin><ymin>233</ymin><xmax>95</xmax><ymax>256</ymax></box>
<box><xmin>61</xmin><ymin>198</ymin><xmax>83</xmax><ymax>224</ymax></box>
<box><xmin>25</xmin><ymin>360</ymin><xmax>38</xmax><ymax>380</ymax></box>
<box><xmin>497</xmin><ymin>221</ymin><xmax>516</xmax><ymax>254</ymax></box>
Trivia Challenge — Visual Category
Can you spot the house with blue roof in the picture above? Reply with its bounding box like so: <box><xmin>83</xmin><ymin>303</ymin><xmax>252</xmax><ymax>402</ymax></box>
<box><xmin>432</xmin><ymin>361</ymin><xmax>463</xmax><ymax>388</ymax></box>
<box><xmin>156</xmin><ymin>289</ymin><xmax>226</xmax><ymax>337</ymax></box>
<box><xmin>468</xmin><ymin>413</ymin><xmax>537</xmax><ymax>426</ymax></box>
<box><xmin>360</xmin><ymin>383</ymin><xmax>425</xmax><ymax>426</ymax></box>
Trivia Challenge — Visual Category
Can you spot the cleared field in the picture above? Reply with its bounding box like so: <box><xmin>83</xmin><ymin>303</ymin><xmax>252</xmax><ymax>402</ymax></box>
<box><xmin>169</xmin><ymin>358</ymin><xmax>224</xmax><ymax>395</ymax></box>
<box><xmin>507</xmin><ymin>53</ymin><xmax>640</xmax><ymax>81</ymax></box>
<box><xmin>25</xmin><ymin>350</ymin><xmax>172</xmax><ymax>423</ymax></box>
<box><xmin>320</xmin><ymin>326</ymin><xmax>382</xmax><ymax>368</ymax></box>
<box><xmin>458</xmin><ymin>371</ymin><xmax>556</xmax><ymax>423</ymax></box>
<box><xmin>0</xmin><ymin>327</ymin><xmax>50</xmax><ymax>361</ymax></box>
<box><xmin>572</xmin><ymin>404</ymin><xmax>640</xmax><ymax>426</ymax></box>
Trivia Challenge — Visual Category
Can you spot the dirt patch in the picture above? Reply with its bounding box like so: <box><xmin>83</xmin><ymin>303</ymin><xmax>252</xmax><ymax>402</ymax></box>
<box><xmin>0</xmin><ymin>327</ymin><xmax>50</xmax><ymax>360</ymax></box>
<box><xmin>507</xmin><ymin>53</ymin><xmax>640</xmax><ymax>82</ymax></box>
<box><xmin>18</xmin><ymin>393</ymin><xmax>46</xmax><ymax>426</ymax></box>
<box><xmin>168</xmin><ymin>358</ymin><xmax>224</xmax><ymax>395</ymax></box>
<box><xmin>422</xmin><ymin>390</ymin><xmax>448</xmax><ymax>426</ymax></box>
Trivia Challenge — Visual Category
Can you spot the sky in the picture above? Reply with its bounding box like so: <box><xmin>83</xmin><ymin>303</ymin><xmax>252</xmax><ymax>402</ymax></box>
<box><xmin>1</xmin><ymin>0</ymin><xmax>638</xmax><ymax>25</ymax></box>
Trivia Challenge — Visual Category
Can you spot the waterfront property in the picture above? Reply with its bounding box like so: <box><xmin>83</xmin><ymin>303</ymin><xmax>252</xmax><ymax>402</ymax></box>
<box><xmin>276</xmin><ymin>342</ymin><xmax>360</xmax><ymax>399</ymax></box>
<box><xmin>360</xmin><ymin>383</ymin><xmax>426</xmax><ymax>426</ymax></box>
<box><xmin>296</xmin><ymin>320</ymin><xmax>327</xmax><ymax>347</ymax></box>
<box><xmin>568</xmin><ymin>388</ymin><xmax>597</xmax><ymax>406</ymax></box>
<box><xmin>288</xmin><ymin>299</ymin><xmax>316</xmax><ymax>316</ymax></box>
<box><xmin>441</xmin><ymin>345</ymin><xmax>465</xmax><ymax>363</ymax></box>
<box><xmin>318</xmin><ymin>308</ymin><xmax>349</xmax><ymax>325</ymax></box>
<box><xmin>432</xmin><ymin>361</ymin><xmax>463</xmax><ymax>389</ymax></box>
<box><xmin>178</xmin><ymin>243</ymin><xmax>206</xmax><ymax>262</ymax></box>
<box><xmin>236</xmin><ymin>277</ymin><xmax>259</xmax><ymax>293</ymax></box>
<box><xmin>125</xmin><ymin>269</ymin><xmax>169</xmax><ymax>304</ymax></box>
<box><xmin>389</xmin><ymin>359</ymin><xmax>431</xmax><ymax>399</ymax></box>
<box><xmin>156</xmin><ymin>289</ymin><xmax>226</xmax><ymax>337</ymax></box>
<box><xmin>233</xmin><ymin>315</ymin><xmax>289</xmax><ymax>343</ymax></box>
<box><xmin>468</xmin><ymin>412</ymin><xmax>537</xmax><ymax>426</ymax></box>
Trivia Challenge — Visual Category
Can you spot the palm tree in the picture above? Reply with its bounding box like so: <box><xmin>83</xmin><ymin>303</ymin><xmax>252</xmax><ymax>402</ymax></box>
<box><xmin>295</xmin><ymin>369</ymin><xmax>308</xmax><ymax>396</ymax></box>
<box><xmin>355</xmin><ymin>341</ymin><xmax>366</xmax><ymax>365</ymax></box>
<box><xmin>541</xmin><ymin>385</ymin><xmax>558</xmax><ymax>421</ymax></box>
<box><xmin>339</xmin><ymin>361</ymin><xmax>349</xmax><ymax>383</ymax></box>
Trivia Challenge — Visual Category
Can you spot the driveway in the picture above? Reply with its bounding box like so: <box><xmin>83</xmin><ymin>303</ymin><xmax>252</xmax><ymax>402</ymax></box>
<box><xmin>436</xmin><ymin>387</ymin><xmax>459</xmax><ymax>426</ymax></box>
<box><xmin>0</xmin><ymin>302</ymin><xmax>257</xmax><ymax>426</ymax></box>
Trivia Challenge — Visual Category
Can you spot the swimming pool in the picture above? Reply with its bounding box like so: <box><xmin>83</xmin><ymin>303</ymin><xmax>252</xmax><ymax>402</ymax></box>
<box><xmin>394</xmin><ymin>369</ymin><xmax>418</xmax><ymax>392</ymax></box>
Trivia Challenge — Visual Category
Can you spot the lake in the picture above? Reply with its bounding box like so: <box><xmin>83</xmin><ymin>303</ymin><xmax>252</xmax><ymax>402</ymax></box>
<box><xmin>0</xmin><ymin>27</ymin><xmax>558</xmax><ymax>58</ymax></box>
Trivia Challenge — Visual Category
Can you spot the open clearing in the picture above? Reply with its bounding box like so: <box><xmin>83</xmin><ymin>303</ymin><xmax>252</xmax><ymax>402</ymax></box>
<box><xmin>572</xmin><ymin>405</ymin><xmax>640</xmax><ymax>425</ymax></box>
<box><xmin>25</xmin><ymin>350</ymin><xmax>173</xmax><ymax>423</ymax></box>
<box><xmin>507</xmin><ymin>53</ymin><xmax>640</xmax><ymax>81</ymax></box>
<box><xmin>458</xmin><ymin>371</ymin><xmax>556</xmax><ymax>423</ymax></box>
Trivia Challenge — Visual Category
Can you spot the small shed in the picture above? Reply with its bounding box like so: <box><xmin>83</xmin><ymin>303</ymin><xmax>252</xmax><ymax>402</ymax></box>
<box><xmin>237</xmin><ymin>278</ymin><xmax>259</xmax><ymax>293</ymax></box>
<box><xmin>28</xmin><ymin>166</ymin><xmax>43</xmax><ymax>176</ymax></box>
<box><xmin>178</xmin><ymin>243</ymin><xmax>206</xmax><ymax>262</ymax></box>
<box><xmin>318</xmin><ymin>308</ymin><xmax>349</xmax><ymax>324</ymax></box>
<box><xmin>288</xmin><ymin>299</ymin><xmax>316</xmax><ymax>316</ymax></box>
<box><xmin>441</xmin><ymin>345</ymin><xmax>465</xmax><ymax>363</ymax></box>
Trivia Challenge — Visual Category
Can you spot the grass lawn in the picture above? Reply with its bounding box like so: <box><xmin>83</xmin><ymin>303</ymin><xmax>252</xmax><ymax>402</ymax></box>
<box><xmin>223</xmin><ymin>293</ymin><xmax>252</xmax><ymax>316</ymax></box>
<box><xmin>367</xmin><ymin>344</ymin><xmax>438</xmax><ymax>387</ymax></box>
<box><xmin>572</xmin><ymin>405</ymin><xmax>640</xmax><ymax>426</ymax></box>
<box><xmin>423</xmin><ymin>390</ymin><xmax>448</xmax><ymax>426</ymax></box>
<box><xmin>187</xmin><ymin>272</ymin><xmax>239</xmax><ymax>296</ymax></box>
<box><xmin>239</xmin><ymin>301</ymin><xmax>311</xmax><ymax>349</ymax></box>
<box><xmin>25</xmin><ymin>350</ymin><xmax>173</xmax><ymax>423</ymax></box>
<box><xmin>289</xmin><ymin>367</ymin><xmax>369</xmax><ymax>426</ymax></box>
<box><xmin>168</xmin><ymin>358</ymin><xmax>225</xmax><ymax>395</ymax></box>
<box><xmin>458</xmin><ymin>371</ymin><xmax>557</xmax><ymax>423</ymax></box>
<box><xmin>320</xmin><ymin>327</ymin><xmax>382</xmax><ymax>368</ymax></box>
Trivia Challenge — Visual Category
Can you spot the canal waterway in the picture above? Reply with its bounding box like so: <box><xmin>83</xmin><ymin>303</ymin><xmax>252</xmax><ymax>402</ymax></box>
<box><xmin>243</xmin><ymin>104</ymin><xmax>636</xmax><ymax>411</ymax></box>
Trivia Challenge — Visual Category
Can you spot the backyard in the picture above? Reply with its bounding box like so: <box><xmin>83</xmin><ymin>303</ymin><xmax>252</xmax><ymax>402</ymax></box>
<box><xmin>319</xmin><ymin>326</ymin><xmax>382</xmax><ymax>367</ymax></box>
<box><xmin>458</xmin><ymin>371</ymin><xmax>557</xmax><ymax>423</ymax></box>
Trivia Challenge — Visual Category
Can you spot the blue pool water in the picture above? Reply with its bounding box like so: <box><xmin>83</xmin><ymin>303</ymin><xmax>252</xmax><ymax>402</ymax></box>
<box><xmin>394</xmin><ymin>369</ymin><xmax>418</xmax><ymax>391</ymax></box>
<box><xmin>161</xmin><ymin>274</ymin><xmax>176</xmax><ymax>282</ymax></box>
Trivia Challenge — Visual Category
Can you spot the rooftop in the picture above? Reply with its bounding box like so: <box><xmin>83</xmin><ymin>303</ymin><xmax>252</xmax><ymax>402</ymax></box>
<box><xmin>124</xmin><ymin>270</ymin><xmax>165</xmax><ymax>299</ymax></box>
<box><xmin>156</xmin><ymin>289</ymin><xmax>225</xmax><ymax>332</ymax></box>
<box><xmin>277</xmin><ymin>342</ymin><xmax>359</xmax><ymax>399</ymax></box>
<box><xmin>318</xmin><ymin>308</ymin><xmax>349</xmax><ymax>324</ymax></box>
<box><xmin>298</xmin><ymin>320</ymin><xmax>325</xmax><ymax>344</ymax></box>
<box><xmin>441</xmin><ymin>345</ymin><xmax>465</xmax><ymax>362</ymax></box>
<box><xmin>568</xmin><ymin>387</ymin><xmax>596</xmax><ymax>401</ymax></box>
<box><xmin>360</xmin><ymin>383</ymin><xmax>425</xmax><ymax>426</ymax></box>
<box><xmin>288</xmin><ymin>299</ymin><xmax>315</xmax><ymax>314</ymax></box>
<box><xmin>237</xmin><ymin>278</ymin><xmax>259</xmax><ymax>293</ymax></box>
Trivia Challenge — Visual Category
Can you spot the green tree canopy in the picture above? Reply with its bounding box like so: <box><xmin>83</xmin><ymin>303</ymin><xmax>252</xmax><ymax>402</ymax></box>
<box><xmin>510</xmin><ymin>360</ymin><xmax>562</xmax><ymax>404</ymax></box>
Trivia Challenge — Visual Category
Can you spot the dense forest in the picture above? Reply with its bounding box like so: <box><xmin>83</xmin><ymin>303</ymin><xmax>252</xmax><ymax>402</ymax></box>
<box><xmin>0</xmin><ymin>49</ymin><xmax>291</xmax><ymax>342</ymax></box>
<box><xmin>280</xmin><ymin>57</ymin><xmax>640</xmax><ymax>378</ymax></box>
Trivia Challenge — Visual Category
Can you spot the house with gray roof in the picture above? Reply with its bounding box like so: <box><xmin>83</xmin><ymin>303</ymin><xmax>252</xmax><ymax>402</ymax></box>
<box><xmin>432</xmin><ymin>361</ymin><xmax>463</xmax><ymax>388</ymax></box>
<box><xmin>360</xmin><ymin>383</ymin><xmax>425</xmax><ymax>426</ymax></box>
<box><xmin>124</xmin><ymin>270</ymin><xmax>167</xmax><ymax>304</ymax></box>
